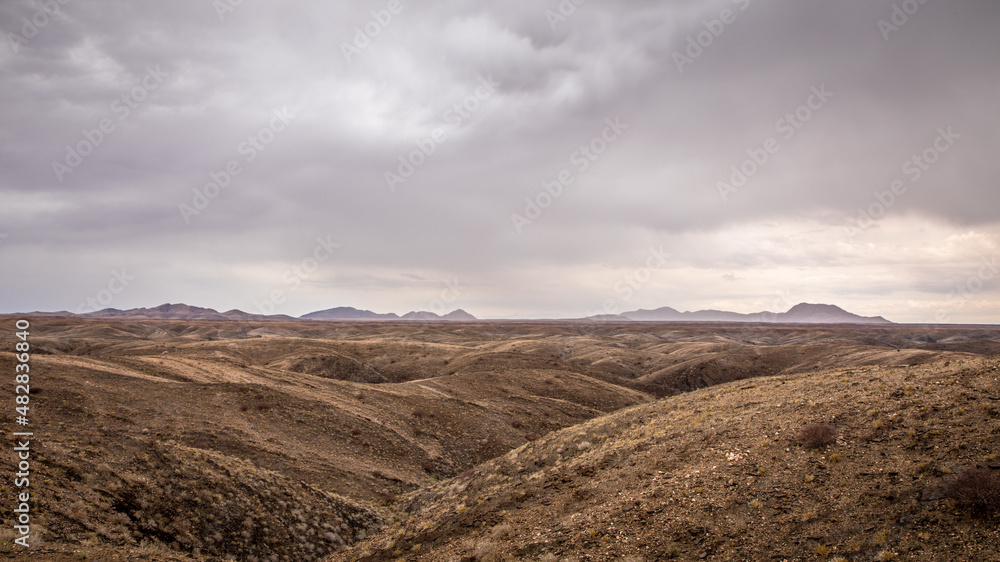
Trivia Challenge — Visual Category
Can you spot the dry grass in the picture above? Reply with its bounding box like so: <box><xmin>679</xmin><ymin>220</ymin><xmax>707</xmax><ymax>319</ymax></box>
<box><xmin>333</xmin><ymin>355</ymin><xmax>1000</xmax><ymax>561</ymax></box>
<box><xmin>2</xmin><ymin>317</ymin><xmax>998</xmax><ymax>560</ymax></box>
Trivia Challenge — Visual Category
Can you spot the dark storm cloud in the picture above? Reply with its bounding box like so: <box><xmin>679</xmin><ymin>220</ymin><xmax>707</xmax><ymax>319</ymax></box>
<box><xmin>1</xmin><ymin>0</ymin><xmax>998</xmax><ymax>321</ymax></box>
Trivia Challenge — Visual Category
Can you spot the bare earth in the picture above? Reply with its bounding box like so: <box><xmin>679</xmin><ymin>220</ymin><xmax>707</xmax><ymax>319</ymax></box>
<box><xmin>0</xmin><ymin>317</ymin><xmax>997</xmax><ymax>561</ymax></box>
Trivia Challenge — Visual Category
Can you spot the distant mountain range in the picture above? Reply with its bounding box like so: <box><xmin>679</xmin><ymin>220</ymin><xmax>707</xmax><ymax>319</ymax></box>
<box><xmin>597</xmin><ymin>303</ymin><xmax>891</xmax><ymax>324</ymax></box>
<box><xmin>300</xmin><ymin>306</ymin><xmax>477</xmax><ymax>321</ymax></box>
<box><xmin>53</xmin><ymin>303</ymin><xmax>299</xmax><ymax>321</ymax></box>
<box><xmin>19</xmin><ymin>302</ymin><xmax>890</xmax><ymax>324</ymax></box>
<box><xmin>31</xmin><ymin>303</ymin><xmax>480</xmax><ymax>322</ymax></box>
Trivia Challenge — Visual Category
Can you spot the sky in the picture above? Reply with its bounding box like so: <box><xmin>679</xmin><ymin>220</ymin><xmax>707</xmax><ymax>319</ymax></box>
<box><xmin>1</xmin><ymin>0</ymin><xmax>999</xmax><ymax>323</ymax></box>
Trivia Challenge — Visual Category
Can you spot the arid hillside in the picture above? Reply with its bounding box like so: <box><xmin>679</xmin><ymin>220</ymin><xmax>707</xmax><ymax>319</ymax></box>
<box><xmin>0</xmin><ymin>317</ymin><xmax>997</xmax><ymax>560</ymax></box>
<box><xmin>332</xmin><ymin>356</ymin><xmax>1000</xmax><ymax>561</ymax></box>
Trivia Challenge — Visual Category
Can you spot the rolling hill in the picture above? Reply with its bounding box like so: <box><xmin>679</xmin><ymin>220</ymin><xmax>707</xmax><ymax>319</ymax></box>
<box><xmin>1</xmin><ymin>317</ymin><xmax>996</xmax><ymax>560</ymax></box>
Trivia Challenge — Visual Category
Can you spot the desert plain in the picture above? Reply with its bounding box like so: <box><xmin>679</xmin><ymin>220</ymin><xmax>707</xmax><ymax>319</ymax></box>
<box><xmin>1</xmin><ymin>317</ymin><xmax>999</xmax><ymax>561</ymax></box>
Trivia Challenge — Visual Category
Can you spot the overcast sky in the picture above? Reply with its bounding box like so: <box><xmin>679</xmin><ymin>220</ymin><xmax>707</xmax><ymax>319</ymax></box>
<box><xmin>1</xmin><ymin>0</ymin><xmax>999</xmax><ymax>322</ymax></box>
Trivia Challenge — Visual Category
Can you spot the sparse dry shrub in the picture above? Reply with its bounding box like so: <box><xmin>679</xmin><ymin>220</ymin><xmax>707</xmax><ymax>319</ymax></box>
<box><xmin>67</xmin><ymin>441</ymin><xmax>383</xmax><ymax>561</ymax></box>
<box><xmin>944</xmin><ymin>467</ymin><xmax>1000</xmax><ymax>513</ymax></box>
<box><xmin>874</xmin><ymin>550</ymin><xmax>897</xmax><ymax>561</ymax></box>
<box><xmin>492</xmin><ymin>523</ymin><xmax>513</xmax><ymax>539</ymax></box>
<box><xmin>797</xmin><ymin>424</ymin><xmax>837</xmax><ymax>448</ymax></box>
<box><xmin>473</xmin><ymin>539</ymin><xmax>499</xmax><ymax>561</ymax></box>
<box><xmin>422</xmin><ymin>462</ymin><xmax>435</xmax><ymax>474</ymax></box>
<box><xmin>524</xmin><ymin>433</ymin><xmax>538</xmax><ymax>441</ymax></box>
<box><xmin>411</xmin><ymin>408</ymin><xmax>427</xmax><ymax>419</ymax></box>
<box><xmin>350</xmin><ymin>428</ymin><xmax>362</xmax><ymax>436</ymax></box>
<box><xmin>510</xmin><ymin>420</ymin><xmax>523</xmax><ymax>430</ymax></box>
<box><xmin>254</xmin><ymin>401</ymin><xmax>271</xmax><ymax>411</ymax></box>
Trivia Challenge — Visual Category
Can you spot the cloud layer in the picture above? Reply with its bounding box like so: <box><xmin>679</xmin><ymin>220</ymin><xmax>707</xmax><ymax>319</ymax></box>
<box><xmin>2</xmin><ymin>0</ymin><xmax>999</xmax><ymax>322</ymax></box>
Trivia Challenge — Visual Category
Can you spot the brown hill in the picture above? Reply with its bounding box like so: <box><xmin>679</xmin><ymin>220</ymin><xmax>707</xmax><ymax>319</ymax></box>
<box><xmin>332</xmin><ymin>356</ymin><xmax>1000</xmax><ymax>561</ymax></box>
<box><xmin>0</xmin><ymin>318</ymin><xmax>997</xmax><ymax>560</ymax></box>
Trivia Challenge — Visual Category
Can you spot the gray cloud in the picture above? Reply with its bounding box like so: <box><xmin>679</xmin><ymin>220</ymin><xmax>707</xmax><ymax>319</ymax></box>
<box><xmin>1</xmin><ymin>0</ymin><xmax>999</xmax><ymax>322</ymax></box>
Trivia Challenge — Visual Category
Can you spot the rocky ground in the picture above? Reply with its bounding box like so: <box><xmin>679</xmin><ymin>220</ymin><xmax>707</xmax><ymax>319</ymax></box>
<box><xmin>0</xmin><ymin>317</ymin><xmax>996</xmax><ymax>560</ymax></box>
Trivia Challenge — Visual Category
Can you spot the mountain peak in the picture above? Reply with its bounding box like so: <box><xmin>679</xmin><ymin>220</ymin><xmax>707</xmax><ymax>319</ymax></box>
<box><xmin>780</xmin><ymin>303</ymin><xmax>890</xmax><ymax>324</ymax></box>
<box><xmin>442</xmin><ymin>309</ymin><xmax>477</xmax><ymax>321</ymax></box>
<box><xmin>786</xmin><ymin>303</ymin><xmax>845</xmax><ymax>314</ymax></box>
<box><xmin>300</xmin><ymin>307</ymin><xmax>399</xmax><ymax>320</ymax></box>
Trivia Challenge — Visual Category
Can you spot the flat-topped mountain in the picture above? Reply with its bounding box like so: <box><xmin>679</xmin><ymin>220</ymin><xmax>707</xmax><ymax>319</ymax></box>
<box><xmin>300</xmin><ymin>306</ymin><xmax>400</xmax><ymax>320</ymax></box>
<box><xmin>780</xmin><ymin>302</ymin><xmax>890</xmax><ymax>323</ymax></box>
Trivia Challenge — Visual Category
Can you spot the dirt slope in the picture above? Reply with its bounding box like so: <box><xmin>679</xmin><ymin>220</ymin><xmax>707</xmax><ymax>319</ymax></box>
<box><xmin>0</xmin><ymin>318</ymin><xmax>997</xmax><ymax>560</ymax></box>
<box><xmin>0</xmin><ymin>319</ymin><xmax>654</xmax><ymax>560</ymax></box>
<box><xmin>331</xmin><ymin>357</ymin><xmax>1000</xmax><ymax>561</ymax></box>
